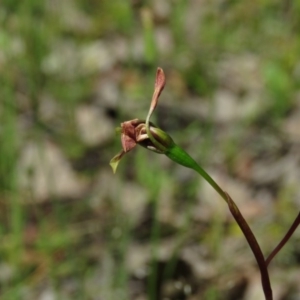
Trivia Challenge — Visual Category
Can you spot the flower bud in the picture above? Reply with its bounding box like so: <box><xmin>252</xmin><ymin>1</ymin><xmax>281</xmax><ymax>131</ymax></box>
<box><xmin>144</xmin><ymin>126</ymin><xmax>175</xmax><ymax>153</ymax></box>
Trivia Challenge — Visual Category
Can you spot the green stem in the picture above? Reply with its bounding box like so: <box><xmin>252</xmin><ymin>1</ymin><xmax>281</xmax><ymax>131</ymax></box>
<box><xmin>165</xmin><ymin>143</ymin><xmax>273</xmax><ymax>299</ymax></box>
<box><xmin>166</xmin><ymin>144</ymin><xmax>227</xmax><ymax>202</ymax></box>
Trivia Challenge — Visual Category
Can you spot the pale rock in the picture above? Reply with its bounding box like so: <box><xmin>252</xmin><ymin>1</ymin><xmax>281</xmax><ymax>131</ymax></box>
<box><xmin>131</xmin><ymin>34</ymin><xmax>145</xmax><ymax>61</ymax></box>
<box><xmin>109</xmin><ymin>37</ymin><xmax>129</xmax><ymax>62</ymax></box>
<box><xmin>238</xmin><ymin>92</ymin><xmax>265</xmax><ymax>120</ymax></box>
<box><xmin>283</xmin><ymin>108</ymin><xmax>300</xmax><ymax>141</ymax></box>
<box><xmin>174</xmin><ymin>96</ymin><xmax>209</xmax><ymax>120</ymax></box>
<box><xmin>42</xmin><ymin>40</ymin><xmax>79</xmax><ymax>78</ymax></box>
<box><xmin>46</xmin><ymin>0</ymin><xmax>92</xmax><ymax>33</ymax></box>
<box><xmin>129</xmin><ymin>25</ymin><xmax>173</xmax><ymax>61</ymax></box>
<box><xmin>0</xmin><ymin>263</ymin><xmax>15</xmax><ymax>283</ymax></box>
<box><xmin>121</xmin><ymin>182</ymin><xmax>149</xmax><ymax>225</ymax></box>
<box><xmin>185</xmin><ymin>0</ymin><xmax>206</xmax><ymax>44</ymax></box>
<box><xmin>250</xmin><ymin>154</ymin><xmax>300</xmax><ymax>187</ymax></box>
<box><xmin>83</xmin><ymin>254</ymin><xmax>115</xmax><ymax>300</ymax></box>
<box><xmin>181</xmin><ymin>246</ymin><xmax>216</xmax><ymax>279</ymax></box>
<box><xmin>157</xmin><ymin>179</ymin><xmax>176</xmax><ymax>225</ymax></box>
<box><xmin>280</xmin><ymin>153</ymin><xmax>300</xmax><ymax>187</ymax></box>
<box><xmin>217</xmin><ymin>54</ymin><xmax>262</xmax><ymax>93</ymax></box>
<box><xmin>42</xmin><ymin>40</ymin><xmax>114</xmax><ymax>78</ymax></box>
<box><xmin>153</xmin><ymin>0</ymin><xmax>171</xmax><ymax>19</ymax></box>
<box><xmin>75</xmin><ymin>105</ymin><xmax>114</xmax><ymax>146</ymax></box>
<box><xmin>90</xmin><ymin>170</ymin><xmax>148</xmax><ymax>226</ymax></box>
<box><xmin>39</xmin><ymin>287</ymin><xmax>56</xmax><ymax>300</ymax></box>
<box><xmin>213</xmin><ymin>89</ymin><xmax>239</xmax><ymax>122</ymax></box>
<box><xmin>91</xmin><ymin>253</ymin><xmax>113</xmax><ymax>298</ymax></box>
<box><xmin>134</xmin><ymin>296</ymin><xmax>147</xmax><ymax>300</ymax></box>
<box><xmin>95</xmin><ymin>78</ymin><xmax>120</xmax><ymax>108</ymax></box>
<box><xmin>157</xmin><ymin>238</ymin><xmax>178</xmax><ymax>261</ymax></box>
<box><xmin>126</xmin><ymin>243</ymin><xmax>150</xmax><ymax>274</ymax></box>
<box><xmin>89</xmin><ymin>170</ymin><xmax>117</xmax><ymax>208</ymax></box>
<box><xmin>18</xmin><ymin>140</ymin><xmax>86</xmax><ymax>201</ymax></box>
<box><xmin>155</xmin><ymin>27</ymin><xmax>174</xmax><ymax>57</ymax></box>
<box><xmin>38</xmin><ymin>94</ymin><xmax>60</xmax><ymax>122</ymax></box>
<box><xmin>79</xmin><ymin>41</ymin><xmax>114</xmax><ymax>74</ymax></box>
<box><xmin>212</xmin><ymin>89</ymin><xmax>263</xmax><ymax>123</ymax></box>
<box><xmin>0</xmin><ymin>33</ymin><xmax>24</xmax><ymax>67</ymax></box>
<box><xmin>126</xmin><ymin>239</ymin><xmax>177</xmax><ymax>274</ymax></box>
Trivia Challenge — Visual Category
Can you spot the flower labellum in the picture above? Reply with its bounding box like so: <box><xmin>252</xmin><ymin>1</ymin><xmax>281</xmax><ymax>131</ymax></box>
<box><xmin>110</xmin><ymin>119</ymin><xmax>174</xmax><ymax>173</ymax></box>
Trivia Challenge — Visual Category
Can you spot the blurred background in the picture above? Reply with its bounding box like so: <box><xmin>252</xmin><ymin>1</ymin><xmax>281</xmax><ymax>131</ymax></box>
<box><xmin>1</xmin><ymin>0</ymin><xmax>300</xmax><ymax>299</ymax></box>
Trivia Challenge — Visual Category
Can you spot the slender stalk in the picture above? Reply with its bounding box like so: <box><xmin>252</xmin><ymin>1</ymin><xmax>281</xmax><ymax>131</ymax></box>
<box><xmin>193</xmin><ymin>162</ymin><xmax>273</xmax><ymax>299</ymax></box>
<box><xmin>165</xmin><ymin>145</ymin><xmax>273</xmax><ymax>299</ymax></box>
<box><xmin>166</xmin><ymin>145</ymin><xmax>227</xmax><ymax>202</ymax></box>
<box><xmin>225</xmin><ymin>193</ymin><xmax>273</xmax><ymax>300</ymax></box>
<box><xmin>265</xmin><ymin>212</ymin><xmax>300</xmax><ymax>267</ymax></box>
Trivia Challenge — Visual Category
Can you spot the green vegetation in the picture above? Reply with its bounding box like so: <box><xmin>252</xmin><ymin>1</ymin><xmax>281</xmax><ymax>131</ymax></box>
<box><xmin>1</xmin><ymin>0</ymin><xmax>300</xmax><ymax>299</ymax></box>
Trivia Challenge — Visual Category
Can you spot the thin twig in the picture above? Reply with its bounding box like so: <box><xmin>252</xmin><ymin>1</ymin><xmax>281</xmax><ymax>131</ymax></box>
<box><xmin>265</xmin><ymin>212</ymin><xmax>300</xmax><ymax>267</ymax></box>
<box><xmin>225</xmin><ymin>192</ymin><xmax>273</xmax><ymax>300</ymax></box>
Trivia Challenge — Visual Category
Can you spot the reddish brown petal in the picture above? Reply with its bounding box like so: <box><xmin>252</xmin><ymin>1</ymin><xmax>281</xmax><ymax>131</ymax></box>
<box><xmin>121</xmin><ymin>121</ymin><xmax>136</xmax><ymax>139</ymax></box>
<box><xmin>149</xmin><ymin>68</ymin><xmax>166</xmax><ymax>115</ymax></box>
<box><xmin>121</xmin><ymin>133</ymin><xmax>137</xmax><ymax>152</ymax></box>
<box><xmin>120</xmin><ymin>119</ymin><xmax>146</xmax><ymax>152</ymax></box>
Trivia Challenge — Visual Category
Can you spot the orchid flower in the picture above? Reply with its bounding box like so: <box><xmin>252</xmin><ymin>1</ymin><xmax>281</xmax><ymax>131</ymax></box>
<box><xmin>110</xmin><ymin>68</ymin><xmax>174</xmax><ymax>173</ymax></box>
